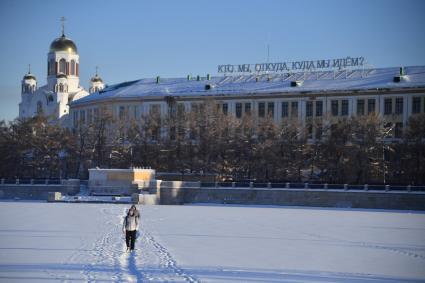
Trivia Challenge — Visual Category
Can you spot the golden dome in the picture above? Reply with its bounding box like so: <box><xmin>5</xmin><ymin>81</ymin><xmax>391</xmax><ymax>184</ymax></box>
<box><xmin>49</xmin><ymin>35</ymin><xmax>77</xmax><ymax>53</ymax></box>
<box><xmin>90</xmin><ymin>74</ymin><xmax>103</xmax><ymax>83</ymax></box>
<box><xmin>23</xmin><ymin>73</ymin><xmax>36</xmax><ymax>80</ymax></box>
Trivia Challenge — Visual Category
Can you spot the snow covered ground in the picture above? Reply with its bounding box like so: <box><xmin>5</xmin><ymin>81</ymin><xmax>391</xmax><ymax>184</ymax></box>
<box><xmin>0</xmin><ymin>202</ymin><xmax>424</xmax><ymax>283</ymax></box>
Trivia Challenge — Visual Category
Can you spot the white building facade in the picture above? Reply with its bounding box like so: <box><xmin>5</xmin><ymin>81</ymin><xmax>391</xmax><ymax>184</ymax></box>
<box><xmin>70</xmin><ymin>66</ymin><xmax>425</xmax><ymax>141</ymax></box>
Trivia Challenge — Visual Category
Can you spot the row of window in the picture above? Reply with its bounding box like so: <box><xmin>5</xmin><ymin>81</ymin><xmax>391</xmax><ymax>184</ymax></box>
<box><xmin>305</xmin><ymin>121</ymin><xmax>405</xmax><ymax>140</ymax></box>
<box><xmin>48</xmin><ymin>58</ymin><xmax>79</xmax><ymax>76</ymax></box>
<box><xmin>384</xmin><ymin>98</ymin><xmax>403</xmax><ymax>115</ymax></box>
<box><xmin>73</xmin><ymin>108</ymin><xmax>99</xmax><ymax>126</ymax></box>
<box><xmin>22</xmin><ymin>84</ymin><xmax>36</xmax><ymax>94</ymax></box>
<box><xmin>55</xmin><ymin>83</ymin><xmax>68</xmax><ymax>93</ymax></box>
<box><xmin>73</xmin><ymin>96</ymin><xmax>425</xmax><ymax>127</ymax></box>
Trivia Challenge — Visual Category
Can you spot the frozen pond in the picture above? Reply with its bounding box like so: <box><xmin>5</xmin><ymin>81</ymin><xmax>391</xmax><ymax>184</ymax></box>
<box><xmin>0</xmin><ymin>202</ymin><xmax>424</xmax><ymax>282</ymax></box>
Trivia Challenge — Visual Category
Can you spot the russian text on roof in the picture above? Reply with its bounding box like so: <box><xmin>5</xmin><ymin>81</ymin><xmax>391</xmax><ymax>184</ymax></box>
<box><xmin>49</xmin><ymin>34</ymin><xmax>77</xmax><ymax>53</ymax></box>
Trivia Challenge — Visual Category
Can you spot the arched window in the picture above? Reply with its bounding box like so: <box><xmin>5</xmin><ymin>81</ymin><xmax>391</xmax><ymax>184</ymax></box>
<box><xmin>70</xmin><ymin>60</ymin><xmax>75</xmax><ymax>75</ymax></box>
<box><xmin>59</xmin><ymin>58</ymin><xmax>66</xmax><ymax>74</ymax></box>
<box><xmin>59</xmin><ymin>83</ymin><xmax>64</xmax><ymax>92</ymax></box>
<box><xmin>49</xmin><ymin>59</ymin><xmax>55</xmax><ymax>75</ymax></box>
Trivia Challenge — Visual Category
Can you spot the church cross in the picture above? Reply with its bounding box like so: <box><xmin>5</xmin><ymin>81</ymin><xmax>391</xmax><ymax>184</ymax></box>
<box><xmin>61</xmin><ymin>16</ymin><xmax>66</xmax><ymax>36</ymax></box>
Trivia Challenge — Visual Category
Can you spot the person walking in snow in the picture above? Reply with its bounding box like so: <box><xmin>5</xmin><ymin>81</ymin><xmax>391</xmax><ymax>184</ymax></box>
<box><xmin>123</xmin><ymin>206</ymin><xmax>138</xmax><ymax>252</ymax></box>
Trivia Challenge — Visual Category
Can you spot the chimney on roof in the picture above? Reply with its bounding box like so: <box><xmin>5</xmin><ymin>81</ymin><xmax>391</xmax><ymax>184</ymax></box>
<box><xmin>156</xmin><ymin>76</ymin><xmax>160</xmax><ymax>84</ymax></box>
<box><xmin>393</xmin><ymin>67</ymin><xmax>407</xmax><ymax>83</ymax></box>
<box><xmin>196</xmin><ymin>75</ymin><xmax>200</xmax><ymax>81</ymax></box>
<box><xmin>290</xmin><ymin>80</ymin><xmax>303</xmax><ymax>87</ymax></box>
<box><xmin>207</xmin><ymin>74</ymin><xmax>211</xmax><ymax>80</ymax></box>
<box><xmin>187</xmin><ymin>74</ymin><xmax>191</xmax><ymax>80</ymax></box>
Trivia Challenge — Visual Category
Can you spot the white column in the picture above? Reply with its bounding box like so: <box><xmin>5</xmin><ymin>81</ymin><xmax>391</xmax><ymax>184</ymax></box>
<box><xmin>403</xmin><ymin>94</ymin><xmax>410</xmax><ymax>126</ymax></box>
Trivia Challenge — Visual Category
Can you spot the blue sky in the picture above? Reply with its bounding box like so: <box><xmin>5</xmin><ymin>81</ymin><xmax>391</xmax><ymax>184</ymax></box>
<box><xmin>0</xmin><ymin>0</ymin><xmax>424</xmax><ymax>121</ymax></box>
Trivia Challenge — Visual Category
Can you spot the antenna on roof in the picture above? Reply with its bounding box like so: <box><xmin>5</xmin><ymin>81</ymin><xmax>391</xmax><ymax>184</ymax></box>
<box><xmin>60</xmin><ymin>16</ymin><xmax>66</xmax><ymax>36</ymax></box>
<box><xmin>95</xmin><ymin>65</ymin><xmax>99</xmax><ymax>76</ymax></box>
<box><xmin>28</xmin><ymin>64</ymin><xmax>31</xmax><ymax>74</ymax></box>
<box><xmin>266</xmin><ymin>32</ymin><xmax>271</xmax><ymax>63</ymax></box>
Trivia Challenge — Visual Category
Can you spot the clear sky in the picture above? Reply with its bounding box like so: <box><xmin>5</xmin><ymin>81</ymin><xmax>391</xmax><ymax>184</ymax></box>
<box><xmin>0</xmin><ymin>0</ymin><xmax>424</xmax><ymax>121</ymax></box>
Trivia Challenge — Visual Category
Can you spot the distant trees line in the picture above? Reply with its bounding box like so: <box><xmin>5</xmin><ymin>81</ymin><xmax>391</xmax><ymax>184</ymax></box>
<box><xmin>1</xmin><ymin>100</ymin><xmax>424</xmax><ymax>185</ymax></box>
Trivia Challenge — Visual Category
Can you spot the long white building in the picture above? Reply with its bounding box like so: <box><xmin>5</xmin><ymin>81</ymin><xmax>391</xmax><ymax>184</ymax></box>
<box><xmin>70</xmin><ymin>65</ymin><xmax>425</xmax><ymax>140</ymax></box>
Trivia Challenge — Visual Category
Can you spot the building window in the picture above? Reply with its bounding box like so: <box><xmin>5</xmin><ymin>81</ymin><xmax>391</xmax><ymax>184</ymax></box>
<box><xmin>395</xmin><ymin>98</ymin><xmax>403</xmax><ymax>115</ymax></box>
<box><xmin>222</xmin><ymin>103</ymin><xmax>228</xmax><ymax>115</ymax></box>
<box><xmin>133</xmin><ymin>106</ymin><xmax>137</xmax><ymax>119</ymax></box>
<box><xmin>368</xmin><ymin>99</ymin><xmax>376</xmax><ymax>114</ymax></box>
<box><xmin>357</xmin><ymin>99</ymin><xmax>365</xmax><ymax>116</ymax></box>
<box><xmin>258</xmin><ymin>102</ymin><xmax>265</xmax><ymax>118</ymax></box>
<box><xmin>87</xmin><ymin>109</ymin><xmax>93</xmax><ymax>124</ymax></box>
<box><xmin>395</xmin><ymin>122</ymin><xmax>403</xmax><ymax>138</ymax></box>
<box><xmin>291</xmin><ymin>101</ymin><xmax>298</xmax><ymax>118</ymax></box>
<box><xmin>48</xmin><ymin>59</ymin><xmax>55</xmax><ymax>75</ymax></box>
<box><xmin>235</xmin><ymin>103</ymin><xmax>242</xmax><ymax>118</ymax></box>
<box><xmin>306</xmin><ymin>101</ymin><xmax>313</xmax><ymax>117</ymax></box>
<box><xmin>412</xmin><ymin>97</ymin><xmax>421</xmax><ymax>114</ymax></box>
<box><xmin>341</xmin><ymin>100</ymin><xmax>348</xmax><ymax>116</ymax></box>
<box><xmin>331</xmin><ymin>100</ymin><xmax>338</xmax><ymax>116</ymax></box>
<box><xmin>384</xmin><ymin>98</ymin><xmax>392</xmax><ymax>115</ymax></box>
<box><xmin>267</xmin><ymin>102</ymin><xmax>274</xmax><ymax>117</ymax></box>
<box><xmin>316</xmin><ymin>101</ymin><xmax>323</xmax><ymax>117</ymax></box>
<box><xmin>281</xmin><ymin>102</ymin><xmax>289</xmax><ymax>117</ymax></box>
<box><xmin>150</xmin><ymin>104</ymin><xmax>161</xmax><ymax>116</ymax></box>
<box><xmin>80</xmin><ymin>110</ymin><xmax>86</xmax><ymax>124</ymax></box>
<box><xmin>244</xmin><ymin>103</ymin><xmax>251</xmax><ymax>115</ymax></box>
<box><xmin>59</xmin><ymin>58</ymin><xmax>66</xmax><ymax>74</ymax></box>
<box><xmin>177</xmin><ymin>103</ymin><xmax>185</xmax><ymax>118</ymax></box>
<box><xmin>93</xmin><ymin>108</ymin><xmax>99</xmax><ymax>121</ymax></box>
<box><xmin>70</xmin><ymin>60</ymin><xmax>75</xmax><ymax>75</ymax></box>
<box><xmin>119</xmin><ymin>106</ymin><xmax>125</xmax><ymax>121</ymax></box>
<box><xmin>73</xmin><ymin>111</ymin><xmax>79</xmax><ymax>126</ymax></box>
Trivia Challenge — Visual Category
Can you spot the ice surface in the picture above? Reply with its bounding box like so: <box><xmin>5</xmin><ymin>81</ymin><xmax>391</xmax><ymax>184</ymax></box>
<box><xmin>0</xmin><ymin>202</ymin><xmax>424</xmax><ymax>282</ymax></box>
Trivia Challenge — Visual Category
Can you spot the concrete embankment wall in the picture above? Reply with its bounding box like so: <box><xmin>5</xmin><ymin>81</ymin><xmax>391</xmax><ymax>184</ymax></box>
<box><xmin>160</xmin><ymin>186</ymin><xmax>425</xmax><ymax>210</ymax></box>
<box><xmin>0</xmin><ymin>180</ymin><xmax>80</xmax><ymax>200</ymax></box>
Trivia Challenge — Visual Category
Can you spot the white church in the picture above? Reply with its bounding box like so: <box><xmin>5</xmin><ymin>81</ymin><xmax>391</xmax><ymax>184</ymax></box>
<box><xmin>18</xmin><ymin>19</ymin><xmax>105</xmax><ymax>126</ymax></box>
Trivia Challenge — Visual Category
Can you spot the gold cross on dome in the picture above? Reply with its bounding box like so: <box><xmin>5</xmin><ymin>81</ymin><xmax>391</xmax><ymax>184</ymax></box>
<box><xmin>60</xmin><ymin>16</ymin><xmax>66</xmax><ymax>36</ymax></box>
